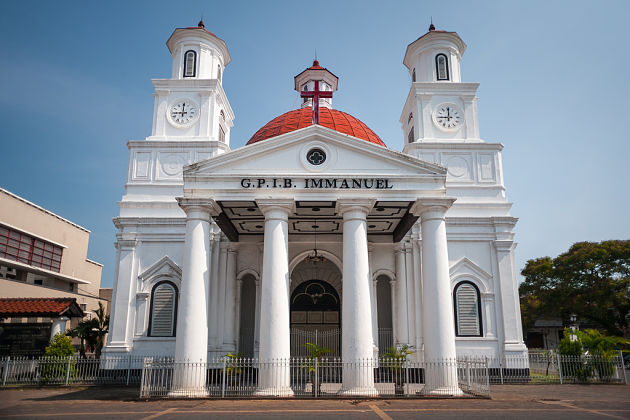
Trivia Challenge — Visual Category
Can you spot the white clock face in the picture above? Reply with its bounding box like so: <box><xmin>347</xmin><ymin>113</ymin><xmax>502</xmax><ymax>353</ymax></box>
<box><xmin>433</xmin><ymin>104</ymin><xmax>463</xmax><ymax>130</ymax></box>
<box><xmin>167</xmin><ymin>99</ymin><xmax>199</xmax><ymax>127</ymax></box>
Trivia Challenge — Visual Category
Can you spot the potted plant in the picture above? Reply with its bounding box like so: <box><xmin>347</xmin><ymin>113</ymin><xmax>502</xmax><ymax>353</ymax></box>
<box><xmin>302</xmin><ymin>342</ymin><xmax>331</xmax><ymax>396</ymax></box>
<box><xmin>383</xmin><ymin>344</ymin><xmax>414</xmax><ymax>396</ymax></box>
<box><xmin>223</xmin><ymin>352</ymin><xmax>245</xmax><ymax>385</ymax></box>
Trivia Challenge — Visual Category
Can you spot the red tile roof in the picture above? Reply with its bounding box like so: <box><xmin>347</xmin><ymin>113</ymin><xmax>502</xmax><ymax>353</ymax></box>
<box><xmin>247</xmin><ymin>107</ymin><xmax>386</xmax><ymax>147</ymax></box>
<box><xmin>0</xmin><ymin>298</ymin><xmax>84</xmax><ymax>318</ymax></box>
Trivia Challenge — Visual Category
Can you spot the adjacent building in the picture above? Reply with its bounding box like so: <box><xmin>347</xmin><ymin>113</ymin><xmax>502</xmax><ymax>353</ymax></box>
<box><xmin>0</xmin><ymin>188</ymin><xmax>107</xmax><ymax>355</ymax></box>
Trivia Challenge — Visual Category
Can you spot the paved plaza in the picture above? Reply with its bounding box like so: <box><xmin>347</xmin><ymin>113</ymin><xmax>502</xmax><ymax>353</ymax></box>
<box><xmin>1</xmin><ymin>385</ymin><xmax>629</xmax><ymax>419</ymax></box>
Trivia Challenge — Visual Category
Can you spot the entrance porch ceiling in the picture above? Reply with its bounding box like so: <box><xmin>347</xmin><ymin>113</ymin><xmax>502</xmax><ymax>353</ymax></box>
<box><xmin>214</xmin><ymin>200</ymin><xmax>418</xmax><ymax>243</ymax></box>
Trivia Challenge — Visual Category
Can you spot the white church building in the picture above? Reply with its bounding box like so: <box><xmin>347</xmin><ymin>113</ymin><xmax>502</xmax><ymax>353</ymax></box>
<box><xmin>104</xmin><ymin>21</ymin><xmax>527</xmax><ymax>395</ymax></box>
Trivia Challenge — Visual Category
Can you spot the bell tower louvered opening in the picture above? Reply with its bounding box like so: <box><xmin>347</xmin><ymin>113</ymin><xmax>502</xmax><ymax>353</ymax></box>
<box><xmin>149</xmin><ymin>282</ymin><xmax>177</xmax><ymax>337</ymax></box>
<box><xmin>454</xmin><ymin>281</ymin><xmax>482</xmax><ymax>337</ymax></box>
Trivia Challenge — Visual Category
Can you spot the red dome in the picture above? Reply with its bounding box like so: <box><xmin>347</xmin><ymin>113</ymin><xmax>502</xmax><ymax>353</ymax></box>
<box><xmin>247</xmin><ymin>107</ymin><xmax>386</xmax><ymax>147</ymax></box>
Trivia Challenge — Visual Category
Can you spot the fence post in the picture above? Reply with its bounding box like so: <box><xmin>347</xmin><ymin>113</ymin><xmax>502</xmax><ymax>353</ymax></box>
<box><xmin>126</xmin><ymin>356</ymin><xmax>132</xmax><ymax>386</ymax></box>
<box><xmin>499</xmin><ymin>357</ymin><xmax>504</xmax><ymax>384</ymax></box>
<box><xmin>221</xmin><ymin>358</ymin><xmax>227</xmax><ymax>398</ymax></box>
<box><xmin>620</xmin><ymin>350</ymin><xmax>627</xmax><ymax>385</ymax></box>
<box><xmin>485</xmin><ymin>357</ymin><xmax>491</xmax><ymax>398</ymax></box>
<box><xmin>65</xmin><ymin>356</ymin><xmax>72</xmax><ymax>385</ymax></box>
<box><xmin>405</xmin><ymin>359</ymin><xmax>409</xmax><ymax>396</ymax></box>
<box><xmin>2</xmin><ymin>357</ymin><xmax>10</xmax><ymax>387</ymax></box>
<box><xmin>557</xmin><ymin>353</ymin><xmax>563</xmax><ymax>384</ymax></box>
<box><xmin>314</xmin><ymin>357</ymin><xmax>319</xmax><ymax>398</ymax></box>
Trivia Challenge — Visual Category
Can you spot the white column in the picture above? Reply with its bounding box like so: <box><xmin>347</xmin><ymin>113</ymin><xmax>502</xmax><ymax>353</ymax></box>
<box><xmin>255</xmin><ymin>199</ymin><xmax>294</xmax><ymax>396</ymax></box>
<box><xmin>172</xmin><ymin>199</ymin><xmax>215</xmax><ymax>396</ymax></box>
<box><xmin>339</xmin><ymin>199</ymin><xmax>377</xmax><ymax>396</ymax></box>
<box><xmin>50</xmin><ymin>316</ymin><xmax>69</xmax><ymax>340</ymax></box>
<box><xmin>404</xmin><ymin>240</ymin><xmax>416</xmax><ymax>348</ymax></box>
<box><xmin>368</xmin><ymin>243</ymin><xmax>379</xmax><ymax>359</ymax></box>
<box><xmin>223</xmin><ymin>245</ymin><xmax>238</xmax><ymax>352</ymax></box>
<box><xmin>105</xmin><ymin>239</ymin><xmax>138</xmax><ymax>352</ymax></box>
<box><xmin>493</xmin><ymin>219</ymin><xmax>527</xmax><ymax>356</ymax></box>
<box><xmin>394</xmin><ymin>243</ymin><xmax>409</xmax><ymax>345</ymax></box>
<box><xmin>208</xmin><ymin>232</ymin><xmax>220</xmax><ymax>352</ymax></box>
<box><xmin>413</xmin><ymin>198</ymin><xmax>461</xmax><ymax>395</ymax></box>
<box><xmin>216</xmin><ymin>242</ymin><xmax>228</xmax><ymax>351</ymax></box>
<box><xmin>412</xmin><ymin>231</ymin><xmax>423</xmax><ymax>352</ymax></box>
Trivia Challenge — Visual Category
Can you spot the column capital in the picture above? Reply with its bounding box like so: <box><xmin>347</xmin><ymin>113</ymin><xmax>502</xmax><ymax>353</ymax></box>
<box><xmin>176</xmin><ymin>197</ymin><xmax>220</xmax><ymax>220</ymax></box>
<box><xmin>394</xmin><ymin>242</ymin><xmax>405</xmax><ymax>253</ymax></box>
<box><xmin>337</xmin><ymin>198</ymin><xmax>375</xmax><ymax>218</ymax></box>
<box><xmin>411</xmin><ymin>197</ymin><xmax>456</xmax><ymax>221</ymax></box>
<box><xmin>116</xmin><ymin>239</ymin><xmax>137</xmax><ymax>251</ymax></box>
<box><xmin>256</xmin><ymin>198</ymin><xmax>294</xmax><ymax>220</ymax></box>
<box><xmin>494</xmin><ymin>239</ymin><xmax>516</xmax><ymax>252</ymax></box>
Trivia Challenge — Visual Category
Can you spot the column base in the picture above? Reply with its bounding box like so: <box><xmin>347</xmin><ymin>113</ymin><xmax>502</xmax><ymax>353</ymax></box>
<box><xmin>254</xmin><ymin>387</ymin><xmax>294</xmax><ymax>397</ymax></box>
<box><xmin>167</xmin><ymin>387</ymin><xmax>209</xmax><ymax>398</ymax></box>
<box><xmin>421</xmin><ymin>385</ymin><xmax>463</xmax><ymax>396</ymax></box>
<box><xmin>338</xmin><ymin>387</ymin><xmax>379</xmax><ymax>397</ymax></box>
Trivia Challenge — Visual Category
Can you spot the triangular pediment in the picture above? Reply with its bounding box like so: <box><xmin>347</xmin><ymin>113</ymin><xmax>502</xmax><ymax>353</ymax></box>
<box><xmin>138</xmin><ymin>256</ymin><xmax>181</xmax><ymax>282</ymax></box>
<box><xmin>186</xmin><ymin>125</ymin><xmax>446</xmax><ymax>177</ymax></box>
<box><xmin>449</xmin><ymin>257</ymin><xmax>492</xmax><ymax>293</ymax></box>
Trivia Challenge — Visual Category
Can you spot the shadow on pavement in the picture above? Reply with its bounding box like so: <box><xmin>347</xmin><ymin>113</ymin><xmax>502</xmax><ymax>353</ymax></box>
<box><xmin>25</xmin><ymin>386</ymin><xmax>140</xmax><ymax>401</ymax></box>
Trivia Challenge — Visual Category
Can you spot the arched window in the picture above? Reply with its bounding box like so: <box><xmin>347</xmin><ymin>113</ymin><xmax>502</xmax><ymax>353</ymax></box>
<box><xmin>412</xmin><ymin>68</ymin><xmax>416</xmax><ymax>82</ymax></box>
<box><xmin>183</xmin><ymin>50</ymin><xmax>197</xmax><ymax>78</ymax></box>
<box><xmin>148</xmin><ymin>281</ymin><xmax>178</xmax><ymax>337</ymax></box>
<box><xmin>436</xmin><ymin>54</ymin><xmax>449</xmax><ymax>81</ymax></box>
<box><xmin>408</xmin><ymin>113</ymin><xmax>413</xmax><ymax>124</ymax></box>
<box><xmin>453</xmin><ymin>281</ymin><xmax>482</xmax><ymax>337</ymax></box>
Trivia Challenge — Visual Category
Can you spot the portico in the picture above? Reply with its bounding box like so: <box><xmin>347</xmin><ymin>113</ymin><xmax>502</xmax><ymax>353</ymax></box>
<box><xmin>168</xmin><ymin>124</ymin><xmax>461</xmax><ymax>395</ymax></box>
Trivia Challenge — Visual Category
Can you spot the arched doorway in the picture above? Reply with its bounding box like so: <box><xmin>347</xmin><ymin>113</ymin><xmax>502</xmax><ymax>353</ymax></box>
<box><xmin>238</xmin><ymin>273</ymin><xmax>257</xmax><ymax>357</ymax></box>
<box><xmin>290</xmin><ymin>279</ymin><xmax>341</xmax><ymax>356</ymax></box>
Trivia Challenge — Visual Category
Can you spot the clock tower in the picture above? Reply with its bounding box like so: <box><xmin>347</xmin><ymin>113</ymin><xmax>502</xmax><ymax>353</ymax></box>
<box><xmin>400</xmin><ymin>24</ymin><xmax>479</xmax><ymax>146</ymax></box>
<box><xmin>149</xmin><ymin>20</ymin><xmax>234</xmax><ymax>145</ymax></box>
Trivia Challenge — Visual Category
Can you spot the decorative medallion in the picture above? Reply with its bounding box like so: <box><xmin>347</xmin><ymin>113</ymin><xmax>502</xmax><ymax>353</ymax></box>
<box><xmin>306</xmin><ymin>148</ymin><xmax>326</xmax><ymax>165</ymax></box>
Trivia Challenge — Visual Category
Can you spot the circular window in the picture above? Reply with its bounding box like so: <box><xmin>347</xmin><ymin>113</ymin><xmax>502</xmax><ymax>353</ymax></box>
<box><xmin>306</xmin><ymin>148</ymin><xmax>326</xmax><ymax>166</ymax></box>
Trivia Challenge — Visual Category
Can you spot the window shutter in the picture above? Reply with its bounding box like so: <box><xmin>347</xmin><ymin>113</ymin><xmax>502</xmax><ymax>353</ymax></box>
<box><xmin>436</xmin><ymin>54</ymin><xmax>449</xmax><ymax>80</ymax></box>
<box><xmin>456</xmin><ymin>283</ymin><xmax>480</xmax><ymax>336</ymax></box>
<box><xmin>150</xmin><ymin>284</ymin><xmax>176</xmax><ymax>336</ymax></box>
<box><xmin>184</xmin><ymin>51</ymin><xmax>195</xmax><ymax>77</ymax></box>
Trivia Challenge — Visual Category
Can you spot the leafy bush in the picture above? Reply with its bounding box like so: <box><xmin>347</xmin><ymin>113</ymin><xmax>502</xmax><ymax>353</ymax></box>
<box><xmin>40</xmin><ymin>333</ymin><xmax>76</xmax><ymax>384</ymax></box>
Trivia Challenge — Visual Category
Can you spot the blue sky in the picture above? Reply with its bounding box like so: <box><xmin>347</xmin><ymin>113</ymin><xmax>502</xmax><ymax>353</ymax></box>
<box><xmin>1</xmin><ymin>1</ymin><xmax>629</xmax><ymax>288</ymax></box>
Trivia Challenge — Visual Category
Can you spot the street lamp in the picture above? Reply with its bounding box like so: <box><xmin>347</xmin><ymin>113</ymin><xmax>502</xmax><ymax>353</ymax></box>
<box><xmin>569</xmin><ymin>313</ymin><xmax>578</xmax><ymax>341</ymax></box>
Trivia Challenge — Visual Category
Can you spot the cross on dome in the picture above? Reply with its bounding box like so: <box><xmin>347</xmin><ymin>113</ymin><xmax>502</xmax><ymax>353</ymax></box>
<box><xmin>300</xmin><ymin>79</ymin><xmax>332</xmax><ymax>125</ymax></box>
<box><xmin>294</xmin><ymin>60</ymin><xmax>339</xmax><ymax>125</ymax></box>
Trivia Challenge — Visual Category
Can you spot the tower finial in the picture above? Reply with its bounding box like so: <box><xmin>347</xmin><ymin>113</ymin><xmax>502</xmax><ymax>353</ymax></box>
<box><xmin>429</xmin><ymin>17</ymin><xmax>435</xmax><ymax>31</ymax></box>
<box><xmin>198</xmin><ymin>18</ymin><xmax>205</xmax><ymax>28</ymax></box>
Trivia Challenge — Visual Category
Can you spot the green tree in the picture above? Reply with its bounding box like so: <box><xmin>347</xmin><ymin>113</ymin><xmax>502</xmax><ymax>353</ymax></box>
<box><xmin>66</xmin><ymin>302</ymin><xmax>109</xmax><ymax>358</ymax></box>
<box><xmin>520</xmin><ymin>240</ymin><xmax>630</xmax><ymax>336</ymax></box>
<box><xmin>91</xmin><ymin>302</ymin><xmax>109</xmax><ymax>358</ymax></box>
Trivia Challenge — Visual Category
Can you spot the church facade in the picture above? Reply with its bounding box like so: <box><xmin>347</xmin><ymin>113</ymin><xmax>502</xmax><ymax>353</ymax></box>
<box><xmin>104</xmin><ymin>22</ymin><xmax>527</xmax><ymax>395</ymax></box>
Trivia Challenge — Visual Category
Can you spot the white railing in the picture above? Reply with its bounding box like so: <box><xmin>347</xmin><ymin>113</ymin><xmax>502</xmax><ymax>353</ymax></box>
<box><xmin>139</xmin><ymin>357</ymin><xmax>490</xmax><ymax>399</ymax></box>
<box><xmin>485</xmin><ymin>352</ymin><xmax>627</xmax><ymax>384</ymax></box>
<box><xmin>0</xmin><ymin>355</ymin><xmax>147</xmax><ymax>386</ymax></box>
<box><xmin>1</xmin><ymin>351</ymin><xmax>624</xmax><ymax>390</ymax></box>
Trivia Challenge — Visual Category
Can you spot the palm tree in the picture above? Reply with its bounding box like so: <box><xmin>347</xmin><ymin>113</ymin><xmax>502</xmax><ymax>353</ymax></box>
<box><xmin>92</xmin><ymin>302</ymin><xmax>109</xmax><ymax>359</ymax></box>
